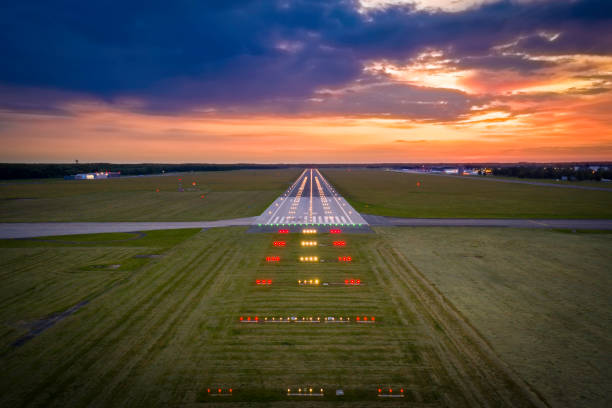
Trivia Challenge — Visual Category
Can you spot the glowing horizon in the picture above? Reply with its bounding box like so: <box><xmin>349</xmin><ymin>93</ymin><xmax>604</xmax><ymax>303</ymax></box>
<box><xmin>1</xmin><ymin>1</ymin><xmax>610</xmax><ymax>163</ymax></box>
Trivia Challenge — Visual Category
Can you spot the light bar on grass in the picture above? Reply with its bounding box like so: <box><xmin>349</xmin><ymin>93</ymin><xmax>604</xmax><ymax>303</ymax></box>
<box><xmin>377</xmin><ymin>387</ymin><xmax>404</xmax><ymax>398</ymax></box>
<box><xmin>287</xmin><ymin>387</ymin><xmax>324</xmax><ymax>397</ymax></box>
<box><xmin>255</xmin><ymin>279</ymin><xmax>272</xmax><ymax>285</ymax></box>
<box><xmin>207</xmin><ymin>388</ymin><xmax>233</xmax><ymax>397</ymax></box>
<box><xmin>239</xmin><ymin>316</ymin><xmax>374</xmax><ymax>323</ymax></box>
<box><xmin>298</xmin><ymin>279</ymin><xmax>320</xmax><ymax>286</ymax></box>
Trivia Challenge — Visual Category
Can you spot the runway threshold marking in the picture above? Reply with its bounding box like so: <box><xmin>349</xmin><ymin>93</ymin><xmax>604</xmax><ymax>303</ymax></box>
<box><xmin>266</xmin><ymin>171</ymin><xmax>307</xmax><ymax>224</ymax></box>
<box><xmin>315</xmin><ymin>168</ymin><xmax>354</xmax><ymax>224</ymax></box>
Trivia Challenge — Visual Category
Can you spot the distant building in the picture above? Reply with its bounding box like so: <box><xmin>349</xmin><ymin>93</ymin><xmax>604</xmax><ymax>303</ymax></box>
<box><xmin>65</xmin><ymin>171</ymin><xmax>120</xmax><ymax>180</ymax></box>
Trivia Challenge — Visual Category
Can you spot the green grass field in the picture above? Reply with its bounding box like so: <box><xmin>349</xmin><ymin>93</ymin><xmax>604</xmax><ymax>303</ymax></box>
<box><xmin>0</xmin><ymin>169</ymin><xmax>301</xmax><ymax>222</ymax></box>
<box><xmin>321</xmin><ymin>169</ymin><xmax>612</xmax><ymax>219</ymax></box>
<box><xmin>1</xmin><ymin>226</ymin><xmax>609</xmax><ymax>407</ymax></box>
<box><xmin>488</xmin><ymin>175</ymin><xmax>612</xmax><ymax>189</ymax></box>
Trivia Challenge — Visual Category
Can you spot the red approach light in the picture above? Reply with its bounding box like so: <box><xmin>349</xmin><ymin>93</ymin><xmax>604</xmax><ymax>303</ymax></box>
<box><xmin>364</xmin><ymin>316</ymin><xmax>368</xmax><ymax>321</ymax></box>
<box><xmin>416</xmin><ymin>181</ymin><xmax>421</xmax><ymax>187</ymax></box>
<box><xmin>333</xmin><ymin>241</ymin><xmax>346</xmax><ymax>246</ymax></box>
<box><xmin>278</xmin><ymin>229</ymin><xmax>289</xmax><ymax>234</ymax></box>
<box><xmin>247</xmin><ymin>316</ymin><xmax>251</xmax><ymax>321</ymax></box>
<box><xmin>218</xmin><ymin>388</ymin><xmax>222</xmax><ymax>393</ymax></box>
<box><xmin>330</xmin><ymin>229</ymin><xmax>342</xmax><ymax>234</ymax></box>
<box><xmin>266</xmin><ymin>256</ymin><xmax>280</xmax><ymax>262</ymax></box>
<box><xmin>240</xmin><ymin>316</ymin><xmax>243</xmax><ymax>321</ymax></box>
<box><xmin>356</xmin><ymin>279</ymin><xmax>361</xmax><ymax>285</ymax></box>
<box><xmin>400</xmin><ymin>389</ymin><xmax>404</xmax><ymax>393</ymax></box>
<box><xmin>350</xmin><ymin>279</ymin><xmax>355</xmax><ymax>285</ymax></box>
<box><xmin>201</xmin><ymin>195</ymin><xmax>205</xmax><ymax>199</ymax></box>
<box><xmin>178</xmin><ymin>178</ymin><xmax>182</xmax><ymax>181</ymax></box>
<box><xmin>192</xmin><ymin>182</ymin><xmax>196</xmax><ymax>186</ymax></box>
<box><xmin>255</xmin><ymin>316</ymin><xmax>259</xmax><ymax>321</ymax></box>
<box><xmin>155</xmin><ymin>188</ymin><xmax>160</xmax><ymax>192</ymax></box>
<box><xmin>229</xmin><ymin>388</ymin><xmax>233</xmax><ymax>393</ymax></box>
<box><xmin>344</xmin><ymin>279</ymin><xmax>349</xmax><ymax>285</ymax></box>
<box><xmin>256</xmin><ymin>279</ymin><xmax>272</xmax><ymax>285</ymax></box>
<box><xmin>389</xmin><ymin>388</ymin><xmax>392</xmax><ymax>393</ymax></box>
<box><xmin>208</xmin><ymin>389</ymin><xmax>211</xmax><ymax>393</ymax></box>
<box><xmin>371</xmin><ymin>316</ymin><xmax>375</xmax><ymax>321</ymax></box>
<box><xmin>273</xmin><ymin>241</ymin><xmax>286</xmax><ymax>247</ymax></box>
<box><xmin>378</xmin><ymin>388</ymin><xmax>382</xmax><ymax>393</ymax></box>
<box><xmin>356</xmin><ymin>316</ymin><xmax>360</xmax><ymax>321</ymax></box>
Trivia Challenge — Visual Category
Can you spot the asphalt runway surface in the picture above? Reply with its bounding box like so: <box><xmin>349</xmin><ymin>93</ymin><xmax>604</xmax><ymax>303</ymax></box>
<box><xmin>253</xmin><ymin>168</ymin><xmax>368</xmax><ymax>226</ymax></box>
<box><xmin>2</xmin><ymin>216</ymin><xmax>611</xmax><ymax>239</ymax></box>
<box><xmin>363</xmin><ymin>214</ymin><xmax>612</xmax><ymax>229</ymax></box>
<box><xmin>0</xmin><ymin>217</ymin><xmax>256</xmax><ymax>239</ymax></box>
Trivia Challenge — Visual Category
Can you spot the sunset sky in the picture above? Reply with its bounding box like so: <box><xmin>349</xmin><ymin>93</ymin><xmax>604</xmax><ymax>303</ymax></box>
<box><xmin>1</xmin><ymin>0</ymin><xmax>611</xmax><ymax>163</ymax></box>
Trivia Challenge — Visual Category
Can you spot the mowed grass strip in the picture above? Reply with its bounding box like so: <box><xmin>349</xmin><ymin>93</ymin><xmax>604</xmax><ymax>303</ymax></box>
<box><xmin>377</xmin><ymin>227</ymin><xmax>612</xmax><ymax>408</ymax></box>
<box><xmin>0</xmin><ymin>168</ymin><xmax>301</xmax><ymax>222</ymax></box>
<box><xmin>321</xmin><ymin>169</ymin><xmax>612</xmax><ymax>219</ymax></box>
<box><xmin>1</xmin><ymin>227</ymin><xmax>543</xmax><ymax>407</ymax></box>
<box><xmin>0</xmin><ymin>229</ymin><xmax>200</xmax><ymax>355</ymax></box>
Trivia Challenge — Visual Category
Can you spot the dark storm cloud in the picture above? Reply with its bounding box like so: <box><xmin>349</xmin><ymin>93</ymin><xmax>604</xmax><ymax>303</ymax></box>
<box><xmin>0</xmin><ymin>0</ymin><xmax>610</xmax><ymax>113</ymax></box>
<box><xmin>454</xmin><ymin>55</ymin><xmax>556</xmax><ymax>73</ymax></box>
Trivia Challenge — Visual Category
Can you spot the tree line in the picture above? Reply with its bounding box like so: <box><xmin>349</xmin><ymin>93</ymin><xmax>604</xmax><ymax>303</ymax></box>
<box><xmin>0</xmin><ymin>163</ymin><xmax>289</xmax><ymax>180</ymax></box>
<box><xmin>492</xmin><ymin>166</ymin><xmax>612</xmax><ymax>181</ymax></box>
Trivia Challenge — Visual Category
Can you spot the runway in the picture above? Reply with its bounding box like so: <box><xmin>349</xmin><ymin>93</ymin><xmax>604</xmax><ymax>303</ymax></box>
<box><xmin>362</xmin><ymin>214</ymin><xmax>612</xmax><ymax>229</ymax></box>
<box><xmin>0</xmin><ymin>217</ymin><xmax>256</xmax><ymax>239</ymax></box>
<box><xmin>252</xmin><ymin>168</ymin><xmax>368</xmax><ymax>227</ymax></box>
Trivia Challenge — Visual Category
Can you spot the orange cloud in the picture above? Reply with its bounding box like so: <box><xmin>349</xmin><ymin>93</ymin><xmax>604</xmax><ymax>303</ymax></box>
<box><xmin>1</xmin><ymin>94</ymin><xmax>610</xmax><ymax>163</ymax></box>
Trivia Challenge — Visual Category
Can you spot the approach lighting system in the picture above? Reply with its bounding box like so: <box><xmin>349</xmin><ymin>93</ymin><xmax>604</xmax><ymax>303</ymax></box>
<box><xmin>333</xmin><ymin>241</ymin><xmax>346</xmax><ymax>246</ymax></box>
<box><xmin>330</xmin><ymin>229</ymin><xmax>342</xmax><ymax>234</ymax></box>
<box><xmin>344</xmin><ymin>279</ymin><xmax>361</xmax><ymax>285</ymax></box>
<box><xmin>256</xmin><ymin>279</ymin><xmax>272</xmax><ymax>285</ymax></box>
<box><xmin>301</xmin><ymin>228</ymin><xmax>317</xmax><ymax>234</ymax></box>
<box><xmin>300</xmin><ymin>241</ymin><xmax>317</xmax><ymax>247</ymax></box>
<box><xmin>278</xmin><ymin>229</ymin><xmax>290</xmax><ymax>234</ymax></box>
<box><xmin>338</xmin><ymin>256</ymin><xmax>352</xmax><ymax>262</ymax></box>
<box><xmin>273</xmin><ymin>241</ymin><xmax>286</xmax><ymax>247</ymax></box>
<box><xmin>207</xmin><ymin>388</ymin><xmax>233</xmax><ymax>397</ymax></box>
<box><xmin>299</xmin><ymin>256</ymin><xmax>319</xmax><ymax>262</ymax></box>
<box><xmin>266</xmin><ymin>256</ymin><xmax>280</xmax><ymax>262</ymax></box>
<box><xmin>287</xmin><ymin>387</ymin><xmax>324</xmax><ymax>397</ymax></box>
<box><xmin>377</xmin><ymin>387</ymin><xmax>404</xmax><ymax>398</ymax></box>
<box><xmin>239</xmin><ymin>315</ymin><xmax>373</xmax><ymax>324</ymax></box>
<box><xmin>298</xmin><ymin>279</ymin><xmax>320</xmax><ymax>286</ymax></box>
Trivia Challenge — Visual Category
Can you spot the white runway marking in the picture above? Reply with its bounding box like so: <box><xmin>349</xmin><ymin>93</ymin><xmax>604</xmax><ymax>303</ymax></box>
<box><xmin>254</xmin><ymin>168</ymin><xmax>368</xmax><ymax>226</ymax></box>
